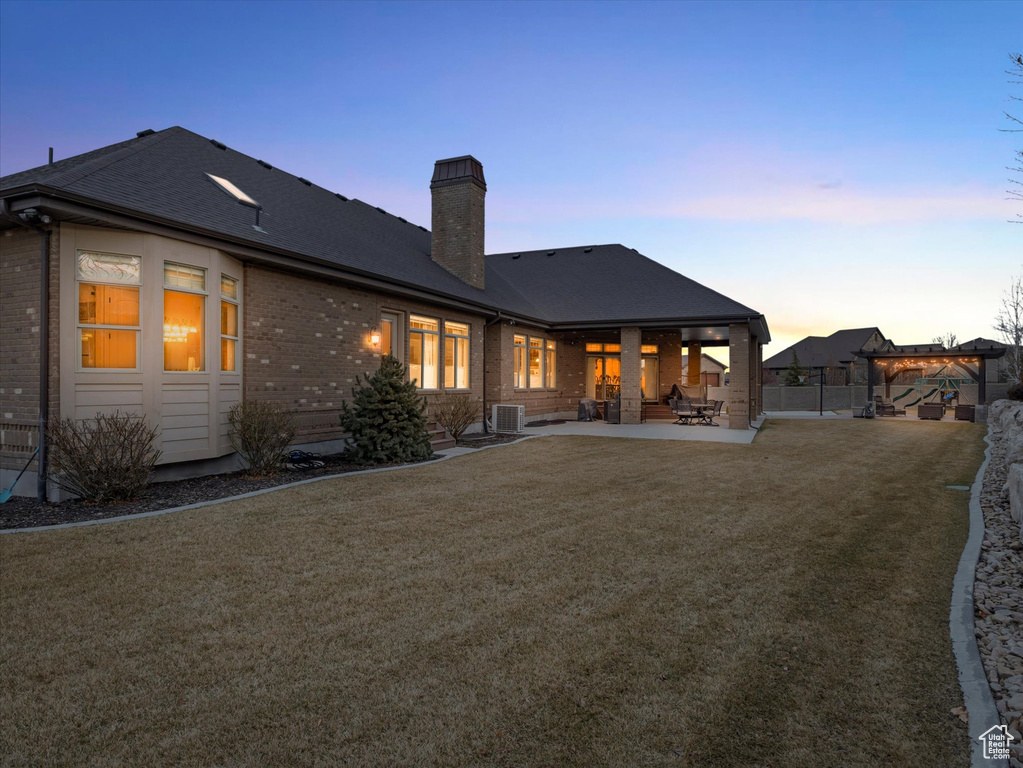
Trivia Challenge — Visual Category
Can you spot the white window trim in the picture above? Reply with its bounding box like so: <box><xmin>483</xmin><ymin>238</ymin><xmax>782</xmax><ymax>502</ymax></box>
<box><xmin>443</xmin><ymin>321</ymin><xmax>471</xmax><ymax>390</ymax></box>
<box><xmin>409</xmin><ymin>314</ymin><xmax>440</xmax><ymax>391</ymax></box>
<box><xmin>75</xmin><ymin>249</ymin><xmax>142</xmax><ymax>373</ymax></box>
<box><xmin>163</xmin><ymin>261</ymin><xmax>208</xmax><ymax>374</ymax></box>
<box><xmin>220</xmin><ymin>274</ymin><xmax>240</xmax><ymax>374</ymax></box>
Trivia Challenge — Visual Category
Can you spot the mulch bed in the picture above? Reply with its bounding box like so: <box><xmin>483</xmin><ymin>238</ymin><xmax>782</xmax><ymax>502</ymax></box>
<box><xmin>0</xmin><ymin>452</ymin><xmax>433</xmax><ymax>531</ymax></box>
<box><xmin>455</xmin><ymin>433</ymin><xmax>526</xmax><ymax>448</ymax></box>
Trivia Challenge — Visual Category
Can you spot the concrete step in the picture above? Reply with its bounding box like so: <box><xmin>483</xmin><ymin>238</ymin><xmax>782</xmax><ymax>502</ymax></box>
<box><xmin>431</xmin><ymin>438</ymin><xmax>457</xmax><ymax>451</ymax></box>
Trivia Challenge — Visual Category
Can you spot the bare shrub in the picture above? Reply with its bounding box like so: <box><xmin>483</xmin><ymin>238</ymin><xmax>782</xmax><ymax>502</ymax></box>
<box><xmin>431</xmin><ymin>394</ymin><xmax>480</xmax><ymax>439</ymax></box>
<box><xmin>228</xmin><ymin>400</ymin><xmax>296</xmax><ymax>476</ymax></box>
<box><xmin>47</xmin><ymin>411</ymin><xmax>161</xmax><ymax>502</ymax></box>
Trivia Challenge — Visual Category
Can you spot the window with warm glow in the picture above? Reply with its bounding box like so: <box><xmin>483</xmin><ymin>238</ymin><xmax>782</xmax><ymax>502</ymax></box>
<box><xmin>604</xmin><ymin>343</ymin><xmax>621</xmax><ymax>353</ymax></box>
<box><xmin>514</xmin><ymin>334</ymin><xmax>527</xmax><ymax>388</ymax></box>
<box><xmin>585</xmin><ymin>343</ymin><xmax>603</xmax><ymax>352</ymax></box>
<box><xmin>444</xmin><ymin>321</ymin><xmax>470</xmax><ymax>389</ymax></box>
<box><xmin>164</xmin><ymin>264</ymin><xmax>206</xmax><ymax>372</ymax></box>
<box><xmin>529</xmin><ymin>337</ymin><xmax>543</xmax><ymax>389</ymax></box>
<box><xmin>77</xmin><ymin>251</ymin><xmax>140</xmax><ymax>370</ymax></box>
<box><xmin>220</xmin><ymin>275</ymin><xmax>239</xmax><ymax>372</ymax></box>
<box><xmin>641</xmin><ymin>344</ymin><xmax>658</xmax><ymax>354</ymax></box>
<box><xmin>545</xmin><ymin>340</ymin><xmax>557</xmax><ymax>388</ymax></box>
<box><xmin>409</xmin><ymin>315</ymin><xmax>439</xmax><ymax>389</ymax></box>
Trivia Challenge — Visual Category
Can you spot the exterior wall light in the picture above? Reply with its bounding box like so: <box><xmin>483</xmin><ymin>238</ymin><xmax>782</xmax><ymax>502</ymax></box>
<box><xmin>370</xmin><ymin>326</ymin><xmax>380</xmax><ymax>345</ymax></box>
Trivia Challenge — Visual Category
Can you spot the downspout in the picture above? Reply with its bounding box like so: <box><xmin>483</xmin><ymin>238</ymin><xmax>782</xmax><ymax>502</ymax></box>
<box><xmin>482</xmin><ymin>312</ymin><xmax>504</xmax><ymax>434</ymax></box>
<box><xmin>2</xmin><ymin>202</ymin><xmax>52</xmax><ymax>502</ymax></box>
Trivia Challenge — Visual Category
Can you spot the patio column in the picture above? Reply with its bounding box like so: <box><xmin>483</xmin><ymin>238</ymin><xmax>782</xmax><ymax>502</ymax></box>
<box><xmin>728</xmin><ymin>322</ymin><xmax>750</xmax><ymax>429</ymax></box>
<box><xmin>866</xmin><ymin>358</ymin><xmax>875</xmax><ymax>404</ymax></box>
<box><xmin>620</xmin><ymin>326</ymin><xmax>643</xmax><ymax>424</ymax></box>
<box><xmin>748</xmin><ymin>334</ymin><xmax>758</xmax><ymax>419</ymax></box>
<box><xmin>687</xmin><ymin>341</ymin><xmax>701</xmax><ymax>387</ymax></box>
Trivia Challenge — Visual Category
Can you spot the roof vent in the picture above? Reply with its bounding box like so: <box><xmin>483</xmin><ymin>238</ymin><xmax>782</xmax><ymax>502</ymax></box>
<box><xmin>335</xmin><ymin>193</ymin><xmax>348</xmax><ymax>202</ymax></box>
<box><xmin>257</xmin><ymin>159</ymin><xmax>273</xmax><ymax>170</ymax></box>
<box><xmin>417</xmin><ymin>225</ymin><xmax>427</xmax><ymax>232</ymax></box>
<box><xmin>512</xmin><ymin>254</ymin><xmax>521</xmax><ymax>259</ymax></box>
<box><xmin>298</xmin><ymin>177</ymin><xmax>312</xmax><ymax>186</ymax></box>
<box><xmin>375</xmin><ymin>207</ymin><xmax>387</xmax><ymax>214</ymax></box>
<box><xmin>210</xmin><ymin>139</ymin><xmax>227</xmax><ymax>150</ymax></box>
<box><xmin>397</xmin><ymin>216</ymin><xmax>407</xmax><ymax>223</ymax></box>
<box><xmin>583</xmin><ymin>247</ymin><xmax>593</xmax><ymax>253</ymax></box>
<box><xmin>206</xmin><ymin>173</ymin><xmax>260</xmax><ymax>209</ymax></box>
<box><xmin>546</xmin><ymin>251</ymin><xmax>555</xmax><ymax>256</ymax></box>
<box><xmin>136</xmin><ymin>129</ymin><xmax>155</xmax><ymax>138</ymax></box>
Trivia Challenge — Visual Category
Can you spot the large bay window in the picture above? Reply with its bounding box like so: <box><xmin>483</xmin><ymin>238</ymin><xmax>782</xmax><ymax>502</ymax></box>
<box><xmin>409</xmin><ymin>315</ymin><xmax>439</xmax><ymax>389</ymax></box>
<box><xmin>444</xmin><ymin>321</ymin><xmax>470</xmax><ymax>389</ymax></box>
<box><xmin>220</xmin><ymin>275</ymin><xmax>239</xmax><ymax>372</ymax></box>
<box><xmin>163</xmin><ymin>263</ymin><xmax>206</xmax><ymax>372</ymax></box>
<box><xmin>77</xmin><ymin>251</ymin><xmax>141</xmax><ymax>370</ymax></box>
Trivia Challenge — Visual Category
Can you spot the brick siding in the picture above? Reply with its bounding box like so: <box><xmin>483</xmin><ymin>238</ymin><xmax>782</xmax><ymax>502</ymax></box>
<box><xmin>0</xmin><ymin>225</ymin><xmax>60</xmax><ymax>471</ymax></box>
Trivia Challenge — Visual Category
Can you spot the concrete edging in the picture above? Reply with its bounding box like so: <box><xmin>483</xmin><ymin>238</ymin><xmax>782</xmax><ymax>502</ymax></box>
<box><xmin>950</xmin><ymin>427</ymin><xmax>1007</xmax><ymax>767</ymax></box>
<box><xmin>0</xmin><ymin>435</ymin><xmax>538</xmax><ymax>536</ymax></box>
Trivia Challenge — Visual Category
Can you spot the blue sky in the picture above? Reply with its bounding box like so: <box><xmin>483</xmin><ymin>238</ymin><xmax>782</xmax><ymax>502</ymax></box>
<box><xmin>1</xmin><ymin>0</ymin><xmax>1019</xmax><ymax>360</ymax></box>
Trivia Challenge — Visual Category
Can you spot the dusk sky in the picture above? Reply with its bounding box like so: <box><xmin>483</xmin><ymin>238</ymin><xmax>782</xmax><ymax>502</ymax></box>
<box><xmin>1</xmin><ymin>0</ymin><xmax>1019</xmax><ymax>363</ymax></box>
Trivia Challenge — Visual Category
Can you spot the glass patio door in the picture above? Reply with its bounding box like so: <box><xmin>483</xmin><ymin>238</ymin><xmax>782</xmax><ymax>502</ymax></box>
<box><xmin>641</xmin><ymin>356</ymin><xmax>659</xmax><ymax>402</ymax></box>
<box><xmin>586</xmin><ymin>355</ymin><xmax>621</xmax><ymax>400</ymax></box>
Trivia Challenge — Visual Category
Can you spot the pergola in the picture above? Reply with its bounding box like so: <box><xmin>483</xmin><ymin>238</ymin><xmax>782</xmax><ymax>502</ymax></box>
<box><xmin>855</xmin><ymin>344</ymin><xmax>1007</xmax><ymax>406</ymax></box>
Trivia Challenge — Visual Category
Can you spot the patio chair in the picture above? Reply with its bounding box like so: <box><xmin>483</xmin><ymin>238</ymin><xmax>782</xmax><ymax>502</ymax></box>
<box><xmin>670</xmin><ymin>397</ymin><xmax>696</xmax><ymax>425</ymax></box>
<box><xmin>703</xmin><ymin>399</ymin><xmax>723</xmax><ymax>426</ymax></box>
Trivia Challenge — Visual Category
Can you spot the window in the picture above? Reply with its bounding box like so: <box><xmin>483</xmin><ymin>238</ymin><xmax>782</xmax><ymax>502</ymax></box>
<box><xmin>77</xmin><ymin>251</ymin><xmax>140</xmax><ymax>370</ymax></box>
<box><xmin>641</xmin><ymin>344</ymin><xmax>658</xmax><ymax>355</ymax></box>
<box><xmin>380</xmin><ymin>311</ymin><xmax>403</xmax><ymax>362</ymax></box>
<box><xmin>164</xmin><ymin>263</ymin><xmax>206</xmax><ymax>372</ymax></box>
<box><xmin>444</xmin><ymin>321</ymin><xmax>470</xmax><ymax>389</ymax></box>
<box><xmin>220</xmin><ymin>275</ymin><xmax>239</xmax><ymax>372</ymax></box>
<box><xmin>585</xmin><ymin>342</ymin><xmax>622</xmax><ymax>353</ymax></box>
<box><xmin>514</xmin><ymin>334</ymin><xmax>527</xmax><ymax>388</ymax></box>
<box><xmin>545</xmin><ymin>340</ymin><xmax>557</xmax><ymax>388</ymax></box>
<box><xmin>409</xmin><ymin>315</ymin><xmax>439</xmax><ymax>389</ymax></box>
<box><xmin>529</xmin><ymin>337</ymin><xmax>543</xmax><ymax>389</ymax></box>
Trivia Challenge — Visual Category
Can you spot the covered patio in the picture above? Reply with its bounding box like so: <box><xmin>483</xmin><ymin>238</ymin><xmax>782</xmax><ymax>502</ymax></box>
<box><xmin>858</xmin><ymin>343</ymin><xmax>1006</xmax><ymax>421</ymax></box>
<box><xmin>551</xmin><ymin>318</ymin><xmax>770</xmax><ymax>430</ymax></box>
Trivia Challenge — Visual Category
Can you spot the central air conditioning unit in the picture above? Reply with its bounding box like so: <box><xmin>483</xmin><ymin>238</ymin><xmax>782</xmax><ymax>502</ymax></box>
<box><xmin>492</xmin><ymin>404</ymin><xmax>526</xmax><ymax>433</ymax></box>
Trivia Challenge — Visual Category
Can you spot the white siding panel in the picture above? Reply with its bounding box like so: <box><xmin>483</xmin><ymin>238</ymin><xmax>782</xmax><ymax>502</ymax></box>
<box><xmin>74</xmin><ymin>384</ymin><xmax>143</xmax><ymax>420</ymax></box>
<box><xmin>161</xmin><ymin>383</ymin><xmax>210</xmax><ymax>457</ymax></box>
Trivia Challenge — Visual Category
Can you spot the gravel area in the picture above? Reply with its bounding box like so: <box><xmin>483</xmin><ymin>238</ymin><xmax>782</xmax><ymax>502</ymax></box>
<box><xmin>0</xmin><ymin>452</ymin><xmax>435</xmax><ymax>531</ymax></box>
<box><xmin>975</xmin><ymin>427</ymin><xmax>1023</xmax><ymax>765</ymax></box>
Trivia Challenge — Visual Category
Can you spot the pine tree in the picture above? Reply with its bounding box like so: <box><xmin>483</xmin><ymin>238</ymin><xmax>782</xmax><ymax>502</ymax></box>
<box><xmin>784</xmin><ymin>351</ymin><xmax>806</xmax><ymax>387</ymax></box>
<box><xmin>339</xmin><ymin>355</ymin><xmax>434</xmax><ymax>464</ymax></box>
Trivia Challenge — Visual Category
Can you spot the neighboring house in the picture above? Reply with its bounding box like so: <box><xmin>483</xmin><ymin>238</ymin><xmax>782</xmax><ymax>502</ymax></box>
<box><xmin>0</xmin><ymin>127</ymin><xmax>770</xmax><ymax>498</ymax></box>
<box><xmin>680</xmin><ymin>353</ymin><xmax>727</xmax><ymax>387</ymax></box>
<box><xmin>763</xmin><ymin>327</ymin><xmax>888</xmax><ymax>384</ymax></box>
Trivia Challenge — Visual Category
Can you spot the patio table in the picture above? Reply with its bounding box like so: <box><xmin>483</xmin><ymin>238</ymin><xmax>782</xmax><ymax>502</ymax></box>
<box><xmin>691</xmin><ymin>403</ymin><xmax>718</xmax><ymax>426</ymax></box>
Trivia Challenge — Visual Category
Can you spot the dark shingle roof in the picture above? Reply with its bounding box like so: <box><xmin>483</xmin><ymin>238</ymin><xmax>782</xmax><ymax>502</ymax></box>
<box><xmin>764</xmin><ymin>327</ymin><xmax>883</xmax><ymax>369</ymax></box>
<box><xmin>1</xmin><ymin>127</ymin><xmax>765</xmax><ymax>330</ymax></box>
<box><xmin>486</xmin><ymin>245</ymin><xmax>759</xmax><ymax>325</ymax></box>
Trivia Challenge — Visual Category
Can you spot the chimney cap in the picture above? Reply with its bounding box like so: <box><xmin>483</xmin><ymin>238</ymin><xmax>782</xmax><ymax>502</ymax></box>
<box><xmin>431</xmin><ymin>155</ymin><xmax>486</xmax><ymax>190</ymax></box>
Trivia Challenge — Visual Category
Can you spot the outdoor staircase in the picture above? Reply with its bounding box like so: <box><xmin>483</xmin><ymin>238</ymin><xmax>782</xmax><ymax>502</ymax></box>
<box><xmin>427</xmin><ymin>422</ymin><xmax>456</xmax><ymax>451</ymax></box>
<box><xmin>643</xmin><ymin>404</ymin><xmax>674</xmax><ymax>421</ymax></box>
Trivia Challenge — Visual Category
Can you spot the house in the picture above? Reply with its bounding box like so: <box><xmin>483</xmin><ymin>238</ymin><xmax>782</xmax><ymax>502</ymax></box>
<box><xmin>0</xmin><ymin>127</ymin><xmax>770</xmax><ymax>498</ymax></box>
<box><xmin>680</xmin><ymin>353</ymin><xmax>727</xmax><ymax>387</ymax></box>
<box><xmin>763</xmin><ymin>327</ymin><xmax>888</xmax><ymax>384</ymax></box>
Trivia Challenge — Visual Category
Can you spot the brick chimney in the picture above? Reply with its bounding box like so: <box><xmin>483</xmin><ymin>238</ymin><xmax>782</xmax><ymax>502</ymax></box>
<box><xmin>430</xmin><ymin>155</ymin><xmax>486</xmax><ymax>289</ymax></box>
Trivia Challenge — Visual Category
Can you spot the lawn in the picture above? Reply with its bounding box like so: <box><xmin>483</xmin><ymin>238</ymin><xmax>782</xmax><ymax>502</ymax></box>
<box><xmin>0</xmin><ymin>420</ymin><xmax>985</xmax><ymax>767</ymax></box>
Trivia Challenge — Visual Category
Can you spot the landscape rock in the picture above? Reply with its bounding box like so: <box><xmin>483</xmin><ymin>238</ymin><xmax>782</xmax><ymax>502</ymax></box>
<box><xmin>974</xmin><ymin>401</ymin><xmax>1023</xmax><ymax>740</ymax></box>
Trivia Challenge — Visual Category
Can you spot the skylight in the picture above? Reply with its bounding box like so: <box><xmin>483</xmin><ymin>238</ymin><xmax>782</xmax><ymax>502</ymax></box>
<box><xmin>206</xmin><ymin>173</ymin><xmax>261</xmax><ymax>209</ymax></box>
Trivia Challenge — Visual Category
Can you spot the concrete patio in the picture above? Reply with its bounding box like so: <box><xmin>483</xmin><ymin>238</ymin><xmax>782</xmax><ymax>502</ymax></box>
<box><xmin>523</xmin><ymin>415</ymin><xmax>765</xmax><ymax>444</ymax></box>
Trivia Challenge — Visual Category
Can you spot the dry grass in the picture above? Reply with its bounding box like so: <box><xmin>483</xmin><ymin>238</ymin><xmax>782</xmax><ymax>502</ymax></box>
<box><xmin>0</xmin><ymin>420</ymin><xmax>985</xmax><ymax>767</ymax></box>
